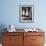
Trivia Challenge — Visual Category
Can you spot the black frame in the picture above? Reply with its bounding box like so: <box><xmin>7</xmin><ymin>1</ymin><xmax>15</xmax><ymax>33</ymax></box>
<box><xmin>19</xmin><ymin>5</ymin><xmax>34</xmax><ymax>23</ymax></box>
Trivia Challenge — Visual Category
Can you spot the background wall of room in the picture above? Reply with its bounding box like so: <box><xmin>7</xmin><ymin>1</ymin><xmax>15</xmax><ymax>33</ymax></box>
<box><xmin>0</xmin><ymin>0</ymin><xmax>46</xmax><ymax>29</ymax></box>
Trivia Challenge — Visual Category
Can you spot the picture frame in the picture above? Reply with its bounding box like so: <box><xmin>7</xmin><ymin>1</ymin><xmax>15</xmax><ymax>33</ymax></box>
<box><xmin>19</xmin><ymin>5</ymin><xmax>34</xmax><ymax>23</ymax></box>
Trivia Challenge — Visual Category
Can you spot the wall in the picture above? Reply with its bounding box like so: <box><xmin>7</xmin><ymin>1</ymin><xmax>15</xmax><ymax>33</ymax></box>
<box><xmin>0</xmin><ymin>0</ymin><xmax>46</xmax><ymax>29</ymax></box>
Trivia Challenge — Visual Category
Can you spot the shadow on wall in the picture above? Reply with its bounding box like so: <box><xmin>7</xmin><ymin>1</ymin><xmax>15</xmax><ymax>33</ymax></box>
<box><xmin>0</xmin><ymin>24</ymin><xmax>7</xmax><ymax>43</ymax></box>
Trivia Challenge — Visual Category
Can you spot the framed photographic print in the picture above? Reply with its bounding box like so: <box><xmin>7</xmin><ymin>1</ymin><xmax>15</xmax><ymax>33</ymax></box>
<box><xmin>19</xmin><ymin>5</ymin><xmax>34</xmax><ymax>23</ymax></box>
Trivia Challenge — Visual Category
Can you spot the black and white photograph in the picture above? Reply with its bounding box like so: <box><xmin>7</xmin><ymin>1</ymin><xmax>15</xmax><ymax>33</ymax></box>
<box><xmin>19</xmin><ymin>5</ymin><xmax>34</xmax><ymax>23</ymax></box>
